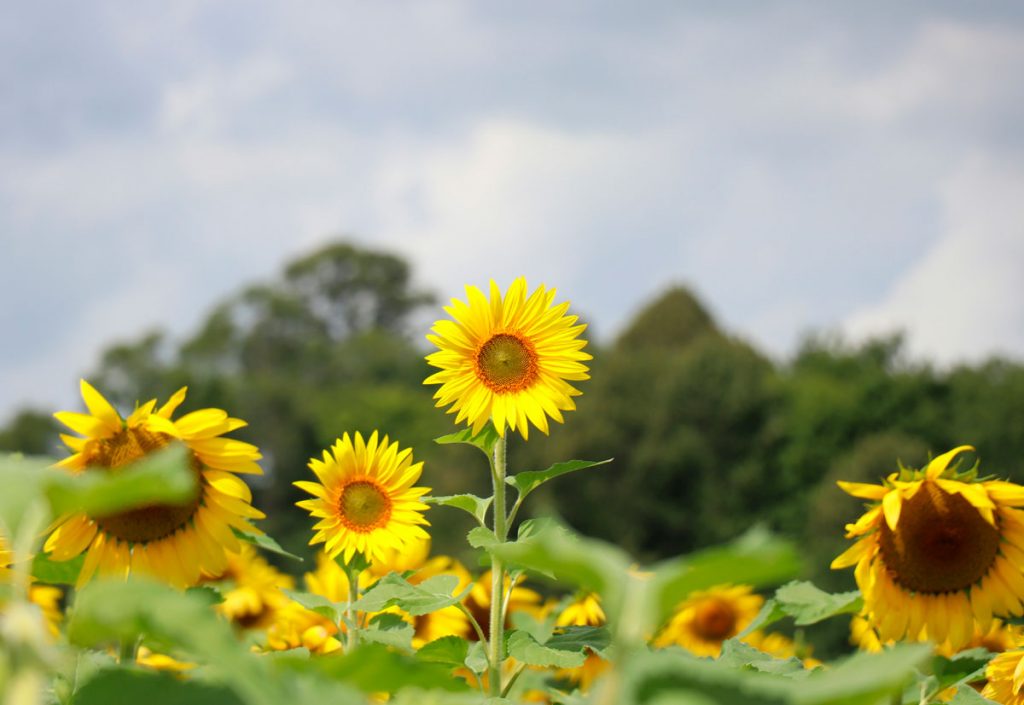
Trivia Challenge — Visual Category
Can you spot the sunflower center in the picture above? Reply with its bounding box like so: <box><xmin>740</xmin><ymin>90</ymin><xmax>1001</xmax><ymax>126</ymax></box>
<box><xmin>339</xmin><ymin>481</ymin><xmax>392</xmax><ymax>532</ymax></box>
<box><xmin>878</xmin><ymin>481</ymin><xmax>999</xmax><ymax>594</ymax></box>
<box><xmin>475</xmin><ymin>333</ymin><xmax>538</xmax><ymax>392</ymax></box>
<box><xmin>693</xmin><ymin>599</ymin><xmax>737</xmax><ymax>641</ymax></box>
<box><xmin>87</xmin><ymin>427</ymin><xmax>202</xmax><ymax>544</ymax></box>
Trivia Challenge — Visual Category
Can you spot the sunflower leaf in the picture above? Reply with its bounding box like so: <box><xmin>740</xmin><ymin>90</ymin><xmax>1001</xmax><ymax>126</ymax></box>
<box><xmin>506</xmin><ymin>629</ymin><xmax>586</xmax><ymax>668</ymax></box>
<box><xmin>231</xmin><ymin>528</ymin><xmax>304</xmax><ymax>562</ymax></box>
<box><xmin>506</xmin><ymin>459</ymin><xmax>613</xmax><ymax>501</ymax></box>
<box><xmin>467</xmin><ymin>527</ymin><xmax>500</xmax><ymax>551</ymax></box>
<box><xmin>283</xmin><ymin>590</ymin><xmax>341</xmax><ymax>622</ymax></box>
<box><xmin>45</xmin><ymin>444</ymin><xmax>196</xmax><ymax>518</ymax></box>
<box><xmin>31</xmin><ymin>552</ymin><xmax>84</xmax><ymax>586</ymax></box>
<box><xmin>929</xmin><ymin>649</ymin><xmax>993</xmax><ymax>696</ymax></box>
<box><xmin>416</xmin><ymin>635</ymin><xmax>471</xmax><ymax>668</ymax></box>
<box><xmin>434</xmin><ymin>425</ymin><xmax>501</xmax><ymax>458</ymax></box>
<box><xmin>352</xmin><ymin>573</ymin><xmax>467</xmax><ymax>616</ymax></box>
<box><xmin>426</xmin><ymin>494</ymin><xmax>493</xmax><ymax>526</ymax></box>
<box><xmin>772</xmin><ymin>581</ymin><xmax>863</xmax><ymax>626</ymax></box>
<box><xmin>362</xmin><ymin>613</ymin><xmax>415</xmax><ymax>652</ymax></box>
<box><xmin>73</xmin><ymin>669</ymin><xmax>246</xmax><ymax>705</ymax></box>
<box><xmin>948</xmin><ymin>685</ymin><xmax>998</xmax><ymax>704</ymax></box>
<box><xmin>792</xmin><ymin>644</ymin><xmax>932</xmax><ymax>705</ymax></box>
<box><xmin>544</xmin><ymin>625</ymin><xmax>612</xmax><ymax>655</ymax></box>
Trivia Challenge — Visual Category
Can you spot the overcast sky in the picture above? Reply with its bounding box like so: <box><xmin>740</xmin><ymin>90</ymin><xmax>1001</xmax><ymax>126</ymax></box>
<box><xmin>2</xmin><ymin>1</ymin><xmax>1023</xmax><ymax>422</ymax></box>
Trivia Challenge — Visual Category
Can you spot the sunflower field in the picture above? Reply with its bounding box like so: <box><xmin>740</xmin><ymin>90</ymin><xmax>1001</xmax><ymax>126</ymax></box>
<box><xmin>2</xmin><ymin>276</ymin><xmax>1023</xmax><ymax>705</ymax></box>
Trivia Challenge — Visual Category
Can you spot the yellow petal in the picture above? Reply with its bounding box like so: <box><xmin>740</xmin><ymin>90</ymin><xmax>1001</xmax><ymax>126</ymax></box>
<box><xmin>925</xmin><ymin>445</ymin><xmax>975</xmax><ymax>479</ymax></box>
<box><xmin>882</xmin><ymin>490</ymin><xmax>903</xmax><ymax>531</ymax></box>
<box><xmin>79</xmin><ymin>380</ymin><xmax>122</xmax><ymax>432</ymax></box>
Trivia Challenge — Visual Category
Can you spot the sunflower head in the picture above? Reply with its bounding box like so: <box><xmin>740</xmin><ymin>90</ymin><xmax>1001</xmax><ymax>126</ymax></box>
<box><xmin>424</xmin><ymin>278</ymin><xmax>591</xmax><ymax>440</ymax></box>
<box><xmin>653</xmin><ymin>584</ymin><xmax>763</xmax><ymax>657</ymax></box>
<box><xmin>206</xmin><ymin>544</ymin><xmax>295</xmax><ymax>629</ymax></box>
<box><xmin>833</xmin><ymin>445</ymin><xmax>1024</xmax><ymax>651</ymax></box>
<box><xmin>48</xmin><ymin>380</ymin><xmax>265</xmax><ymax>588</ymax></box>
<box><xmin>983</xmin><ymin>650</ymin><xmax>1024</xmax><ymax>705</ymax></box>
<box><xmin>295</xmin><ymin>431</ymin><xmax>430</xmax><ymax>565</ymax></box>
<box><xmin>556</xmin><ymin>593</ymin><xmax>606</xmax><ymax>628</ymax></box>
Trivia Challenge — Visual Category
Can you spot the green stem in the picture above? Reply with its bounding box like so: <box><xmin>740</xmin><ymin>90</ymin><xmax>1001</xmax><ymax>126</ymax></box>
<box><xmin>118</xmin><ymin>637</ymin><xmax>138</xmax><ymax>665</ymax></box>
<box><xmin>488</xmin><ymin>435</ymin><xmax>508</xmax><ymax>698</ymax></box>
<box><xmin>344</xmin><ymin>560</ymin><xmax>361</xmax><ymax>653</ymax></box>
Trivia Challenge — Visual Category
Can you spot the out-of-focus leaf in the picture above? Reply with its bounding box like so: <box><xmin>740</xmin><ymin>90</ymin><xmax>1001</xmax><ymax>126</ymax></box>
<box><xmin>929</xmin><ymin>649</ymin><xmax>992</xmax><ymax>696</ymax></box>
<box><xmin>545</xmin><ymin>625</ymin><xmax>612</xmax><ymax>655</ymax></box>
<box><xmin>278</xmin><ymin>642</ymin><xmax>470</xmax><ymax>693</ymax></box>
<box><xmin>45</xmin><ymin>444</ymin><xmax>197</xmax><ymax>518</ymax></box>
<box><xmin>0</xmin><ymin>454</ymin><xmax>51</xmax><ymax>535</ymax></box>
<box><xmin>792</xmin><ymin>644</ymin><xmax>933</xmax><ymax>705</ymax></box>
<box><xmin>718</xmin><ymin>639</ymin><xmax>809</xmax><ymax>677</ymax></box>
<box><xmin>73</xmin><ymin>669</ymin><xmax>245</xmax><ymax>705</ymax></box>
<box><xmin>232</xmin><ymin>528</ymin><xmax>303</xmax><ymax>561</ymax></box>
<box><xmin>434</xmin><ymin>425</ymin><xmax>500</xmax><ymax>458</ymax></box>
<box><xmin>506</xmin><ymin>630</ymin><xmax>586</xmax><ymax>668</ymax></box>
<box><xmin>506</xmin><ymin>459</ymin><xmax>613</xmax><ymax>501</ymax></box>
<box><xmin>775</xmin><ymin>581</ymin><xmax>862</xmax><ymax>626</ymax></box>
<box><xmin>352</xmin><ymin>573</ymin><xmax>466</xmax><ymax>616</ymax></box>
<box><xmin>465</xmin><ymin>641</ymin><xmax>489</xmax><ymax>674</ymax></box>
<box><xmin>948</xmin><ymin>685</ymin><xmax>998</xmax><ymax>704</ymax></box>
<box><xmin>650</xmin><ymin>527</ymin><xmax>801</xmax><ymax>628</ymax></box>
<box><xmin>31</xmin><ymin>553</ymin><xmax>83</xmax><ymax>586</ymax></box>
<box><xmin>425</xmin><ymin>493</ymin><xmax>493</xmax><ymax>526</ymax></box>
<box><xmin>416</xmin><ymin>635</ymin><xmax>471</xmax><ymax>668</ymax></box>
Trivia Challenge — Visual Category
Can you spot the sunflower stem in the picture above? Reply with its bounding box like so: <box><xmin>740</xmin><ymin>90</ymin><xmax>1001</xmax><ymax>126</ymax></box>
<box><xmin>488</xmin><ymin>434</ymin><xmax>508</xmax><ymax>698</ymax></box>
<box><xmin>117</xmin><ymin>637</ymin><xmax>138</xmax><ymax>665</ymax></box>
<box><xmin>344</xmin><ymin>559</ymin><xmax>361</xmax><ymax>653</ymax></box>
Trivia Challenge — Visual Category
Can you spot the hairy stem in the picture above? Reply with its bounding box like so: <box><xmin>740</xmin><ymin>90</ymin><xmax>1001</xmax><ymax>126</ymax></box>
<box><xmin>488</xmin><ymin>435</ymin><xmax>508</xmax><ymax>697</ymax></box>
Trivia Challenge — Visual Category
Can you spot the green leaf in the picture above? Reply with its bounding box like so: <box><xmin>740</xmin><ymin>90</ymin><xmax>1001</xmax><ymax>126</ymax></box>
<box><xmin>773</xmin><ymin>581</ymin><xmax>862</xmax><ymax>626</ymax></box>
<box><xmin>506</xmin><ymin>630</ymin><xmax>586</xmax><ymax>669</ymax></box>
<box><xmin>434</xmin><ymin>425</ymin><xmax>501</xmax><ymax>458</ymax></box>
<box><xmin>362</xmin><ymin>612</ymin><xmax>415</xmax><ymax>652</ymax></box>
<box><xmin>650</xmin><ymin>527</ymin><xmax>801</xmax><ymax>628</ymax></box>
<box><xmin>279</xmin><ymin>642</ymin><xmax>470</xmax><ymax>693</ymax></box>
<box><xmin>544</xmin><ymin>625</ymin><xmax>612</xmax><ymax>655</ymax></box>
<box><xmin>426</xmin><ymin>494</ymin><xmax>493</xmax><ymax>526</ymax></box>
<box><xmin>718</xmin><ymin>639</ymin><xmax>809</xmax><ymax>677</ymax></box>
<box><xmin>352</xmin><ymin>573</ymin><xmax>467</xmax><ymax>616</ymax></box>
<box><xmin>31</xmin><ymin>552</ymin><xmax>83</xmax><ymax>585</ymax></box>
<box><xmin>232</xmin><ymin>528</ymin><xmax>304</xmax><ymax>561</ymax></box>
<box><xmin>0</xmin><ymin>454</ymin><xmax>52</xmax><ymax>535</ymax></box>
<box><xmin>740</xmin><ymin>599</ymin><xmax>789</xmax><ymax>636</ymax></box>
<box><xmin>506</xmin><ymin>459</ymin><xmax>613</xmax><ymax>500</ymax></box>
<box><xmin>792</xmin><ymin>644</ymin><xmax>933</xmax><ymax>705</ymax></box>
<box><xmin>464</xmin><ymin>641</ymin><xmax>489</xmax><ymax>674</ymax></box>
<box><xmin>416</xmin><ymin>635</ymin><xmax>471</xmax><ymax>668</ymax></box>
<box><xmin>283</xmin><ymin>590</ymin><xmax>341</xmax><ymax>622</ymax></box>
<box><xmin>45</xmin><ymin>444</ymin><xmax>197</xmax><ymax>518</ymax></box>
<box><xmin>73</xmin><ymin>669</ymin><xmax>245</xmax><ymax>705</ymax></box>
<box><xmin>948</xmin><ymin>685</ymin><xmax>998</xmax><ymax>704</ymax></box>
<box><xmin>930</xmin><ymin>649</ymin><xmax>993</xmax><ymax>695</ymax></box>
<box><xmin>467</xmin><ymin>526</ymin><xmax>499</xmax><ymax>551</ymax></box>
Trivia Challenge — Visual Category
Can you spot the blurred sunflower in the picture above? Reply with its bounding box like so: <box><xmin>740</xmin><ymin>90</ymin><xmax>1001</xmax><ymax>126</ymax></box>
<box><xmin>295</xmin><ymin>431</ymin><xmax>430</xmax><ymax>565</ymax></box>
<box><xmin>653</xmin><ymin>584</ymin><xmax>762</xmax><ymax>657</ymax></box>
<box><xmin>205</xmin><ymin>544</ymin><xmax>294</xmax><ymax>629</ymax></box>
<box><xmin>556</xmin><ymin>593</ymin><xmax>610</xmax><ymax>691</ymax></box>
<box><xmin>367</xmin><ymin>534</ymin><xmax>432</xmax><ymax>579</ymax></box>
<box><xmin>832</xmin><ymin>446</ymin><xmax>1024</xmax><ymax>651</ymax></box>
<box><xmin>0</xmin><ymin>535</ymin><xmax>63</xmax><ymax>638</ymax></box>
<box><xmin>424</xmin><ymin>277</ymin><xmax>591</xmax><ymax>440</ymax></box>
<box><xmin>983</xmin><ymin>650</ymin><xmax>1024</xmax><ymax>704</ymax></box>
<box><xmin>46</xmin><ymin>381</ymin><xmax>264</xmax><ymax>588</ymax></box>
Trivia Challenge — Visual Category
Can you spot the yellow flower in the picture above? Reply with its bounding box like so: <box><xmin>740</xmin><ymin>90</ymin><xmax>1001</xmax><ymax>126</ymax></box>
<box><xmin>205</xmin><ymin>543</ymin><xmax>294</xmax><ymax>629</ymax></box>
<box><xmin>853</xmin><ymin>610</ymin><xmax>1024</xmax><ymax>657</ymax></box>
<box><xmin>265</xmin><ymin>600</ymin><xmax>342</xmax><ymax>655</ymax></box>
<box><xmin>832</xmin><ymin>446</ymin><xmax>1024</xmax><ymax>651</ymax></box>
<box><xmin>0</xmin><ymin>536</ymin><xmax>63</xmax><ymax>639</ymax></box>
<box><xmin>555</xmin><ymin>593</ymin><xmax>610</xmax><ymax>691</ymax></box>
<box><xmin>295</xmin><ymin>431</ymin><xmax>430</xmax><ymax>565</ymax></box>
<box><xmin>653</xmin><ymin>584</ymin><xmax>763</xmax><ymax>657</ymax></box>
<box><xmin>46</xmin><ymin>381</ymin><xmax>264</xmax><ymax>588</ymax></box>
<box><xmin>424</xmin><ymin>277</ymin><xmax>591</xmax><ymax>440</ymax></box>
<box><xmin>136</xmin><ymin>647</ymin><xmax>195</xmax><ymax>672</ymax></box>
<box><xmin>983</xmin><ymin>650</ymin><xmax>1024</xmax><ymax>704</ymax></box>
<box><xmin>368</xmin><ymin>534</ymin><xmax>432</xmax><ymax>579</ymax></box>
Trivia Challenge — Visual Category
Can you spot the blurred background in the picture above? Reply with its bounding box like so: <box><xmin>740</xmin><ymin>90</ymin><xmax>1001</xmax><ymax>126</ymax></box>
<box><xmin>2</xmin><ymin>0</ymin><xmax>1024</xmax><ymax>633</ymax></box>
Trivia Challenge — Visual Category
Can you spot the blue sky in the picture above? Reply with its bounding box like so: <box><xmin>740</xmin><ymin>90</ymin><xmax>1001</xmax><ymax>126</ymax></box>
<box><xmin>2</xmin><ymin>1</ymin><xmax>1023</xmax><ymax>420</ymax></box>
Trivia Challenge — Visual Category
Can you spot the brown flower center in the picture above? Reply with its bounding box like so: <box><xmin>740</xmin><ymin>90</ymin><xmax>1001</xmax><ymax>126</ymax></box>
<box><xmin>693</xmin><ymin>599</ymin><xmax>738</xmax><ymax>641</ymax></box>
<box><xmin>878</xmin><ymin>481</ymin><xmax>999</xmax><ymax>594</ymax></box>
<box><xmin>475</xmin><ymin>333</ymin><xmax>538</xmax><ymax>393</ymax></box>
<box><xmin>339</xmin><ymin>481</ymin><xmax>392</xmax><ymax>532</ymax></box>
<box><xmin>86</xmin><ymin>427</ymin><xmax>202</xmax><ymax>544</ymax></box>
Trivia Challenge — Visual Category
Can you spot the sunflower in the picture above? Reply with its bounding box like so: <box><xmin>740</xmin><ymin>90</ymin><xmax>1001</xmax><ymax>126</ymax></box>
<box><xmin>0</xmin><ymin>536</ymin><xmax>63</xmax><ymax>638</ymax></box>
<box><xmin>46</xmin><ymin>381</ymin><xmax>264</xmax><ymax>588</ymax></box>
<box><xmin>832</xmin><ymin>445</ymin><xmax>1024</xmax><ymax>651</ymax></box>
<box><xmin>556</xmin><ymin>593</ymin><xmax>610</xmax><ymax>691</ymax></box>
<box><xmin>852</xmin><ymin>610</ymin><xmax>1024</xmax><ymax>657</ymax></box>
<box><xmin>983</xmin><ymin>650</ymin><xmax>1024</xmax><ymax>704</ymax></box>
<box><xmin>367</xmin><ymin>534</ymin><xmax>432</xmax><ymax>579</ymax></box>
<box><xmin>424</xmin><ymin>277</ymin><xmax>591</xmax><ymax>440</ymax></box>
<box><xmin>205</xmin><ymin>543</ymin><xmax>294</xmax><ymax>629</ymax></box>
<box><xmin>653</xmin><ymin>584</ymin><xmax>763</xmax><ymax>657</ymax></box>
<box><xmin>295</xmin><ymin>432</ymin><xmax>430</xmax><ymax>565</ymax></box>
<box><xmin>0</xmin><ymin>536</ymin><xmax>11</xmax><ymax>581</ymax></box>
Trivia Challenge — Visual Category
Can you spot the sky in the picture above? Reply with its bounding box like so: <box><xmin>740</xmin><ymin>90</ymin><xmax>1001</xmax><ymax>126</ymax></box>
<box><xmin>2</xmin><ymin>1</ymin><xmax>1023</xmax><ymax>422</ymax></box>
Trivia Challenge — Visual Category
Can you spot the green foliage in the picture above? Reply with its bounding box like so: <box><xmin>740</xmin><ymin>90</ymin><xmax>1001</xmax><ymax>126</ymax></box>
<box><xmin>505</xmin><ymin>630</ymin><xmax>586</xmax><ymax>668</ymax></box>
<box><xmin>427</xmin><ymin>493</ymin><xmax>494</xmax><ymax>526</ymax></box>
<box><xmin>506</xmin><ymin>458</ymin><xmax>613</xmax><ymax>502</ymax></box>
<box><xmin>353</xmin><ymin>573</ymin><xmax>468</xmax><ymax>616</ymax></box>
<box><xmin>73</xmin><ymin>669</ymin><xmax>246</xmax><ymax>705</ymax></box>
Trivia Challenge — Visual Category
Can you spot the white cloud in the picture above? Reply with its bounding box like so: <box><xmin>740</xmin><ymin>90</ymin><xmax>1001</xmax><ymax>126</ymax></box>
<box><xmin>844</xmin><ymin>154</ymin><xmax>1024</xmax><ymax>362</ymax></box>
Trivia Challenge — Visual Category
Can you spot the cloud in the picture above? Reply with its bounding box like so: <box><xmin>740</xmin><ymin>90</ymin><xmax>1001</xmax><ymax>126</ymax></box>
<box><xmin>844</xmin><ymin>154</ymin><xmax>1024</xmax><ymax>362</ymax></box>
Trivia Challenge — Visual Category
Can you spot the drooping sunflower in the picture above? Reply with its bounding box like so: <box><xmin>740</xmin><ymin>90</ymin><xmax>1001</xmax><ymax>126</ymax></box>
<box><xmin>832</xmin><ymin>445</ymin><xmax>1024</xmax><ymax>651</ymax></box>
<box><xmin>983</xmin><ymin>650</ymin><xmax>1024</xmax><ymax>704</ymax></box>
<box><xmin>424</xmin><ymin>277</ymin><xmax>591</xmax><ymax>440</ymax></box>
<box><xmin>47</xmin><ymin>380</ymin><xmax>265</xmax><ymax>588</ymax></box>
<box><xmin>653</xmin><ymin>584</ymin><xmax>763</xmax><ymax>657</ymax></box>
<box><xmin>295</xmin><ymin>431</ymin><xmax>430</xmax><ymax>565</ymax></box>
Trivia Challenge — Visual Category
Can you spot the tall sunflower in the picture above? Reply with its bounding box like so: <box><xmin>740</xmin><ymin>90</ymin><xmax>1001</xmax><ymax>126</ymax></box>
<box><xmin>47</xmin><ymin>380</ymin><xmax>265</xmax><ymax>588</ymax></box>
<box><xmin>424</xmin><ymin>277</ymin><xmax>591</xmax><ymax>440</ymax></box>
<box><xmin>294</xmin><ymin>431</ymin><xmax>430</xmax><ymax>564</ymax></box>
<box><xmin>653</xmin><ymin>584</ymin><xmax>762</xmax><ymax>657</ymax></box>
<box><xmin>832</xmin><ymin>445</ymin><xmax>1024</xmax><ymax>651</ymax></box>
